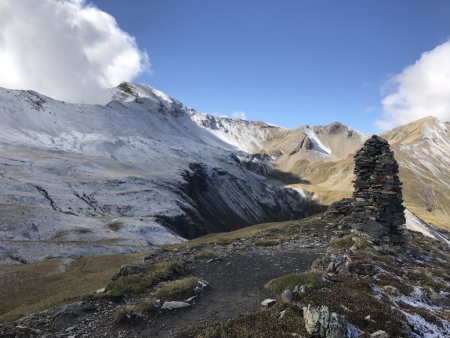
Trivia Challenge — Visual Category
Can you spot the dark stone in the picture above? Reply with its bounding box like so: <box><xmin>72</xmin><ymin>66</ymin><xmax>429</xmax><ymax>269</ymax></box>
<box><xmin>364</xmin><ymin>220</ymin><xmax>384</xmax><ymax>237</ymax></box>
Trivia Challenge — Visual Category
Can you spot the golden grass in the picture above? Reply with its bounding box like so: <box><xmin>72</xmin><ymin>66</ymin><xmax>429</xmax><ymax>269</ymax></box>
<box><xmin>254</xmin><ymin>239</ymin><xmax>280</xmax><ymax>247</ymax></box>
<box><xmin>0</xmin><ymin>252</ymin><xmax>148</xmax><ymax>322</ymax></box>
<box><xmin>154</xmin><ymin>277</ymin><xmax>199</xmax><ymax>302</ymax></box>
<box><xmin>194</xmin><ymin>250</ymin><xmax>216</xmax><ymax>260</ymax></box>
<box><xmin>329</xmin><ymin>235</ymin><xmax>354</xmax><ymax>249</ymax></box>
<box><xmin>164</xmin><ymin>218</ymin><xmax>309</xmax><ymax>249</ymax></box>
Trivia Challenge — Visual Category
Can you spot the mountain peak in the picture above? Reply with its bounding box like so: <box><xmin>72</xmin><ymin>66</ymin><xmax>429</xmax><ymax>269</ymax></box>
<box><xmin>382</xmin><ymin>115</ymin><xmax>447</xmax><ymax>145</ymax></box>
<box><xmin>111</xmin><ymin>82</ymin><xmax>174</xmax><ymax>106</ymax></box>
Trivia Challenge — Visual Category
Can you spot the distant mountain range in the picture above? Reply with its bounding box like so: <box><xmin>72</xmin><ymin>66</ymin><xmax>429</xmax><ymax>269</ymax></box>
<box><xmin>0</xmin><ymin>82</ymin><xmax>448</xmax><ymax>263</ymax></box>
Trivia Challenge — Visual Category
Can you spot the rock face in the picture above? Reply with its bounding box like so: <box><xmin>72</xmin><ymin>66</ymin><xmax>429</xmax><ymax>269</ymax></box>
<box><xmin>351</xmin><ymin>135</ymin><xmax>406</xmax><ymax>245</ymax></box>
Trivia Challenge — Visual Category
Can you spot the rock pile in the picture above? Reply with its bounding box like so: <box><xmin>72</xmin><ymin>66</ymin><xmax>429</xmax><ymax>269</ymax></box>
<box><xmin>351</xmin><ymin>135</ymin><xmax>405</xmax><ymax>245</ymax></box>
<box><xmin>324</xmin><ymin>198</ymin><xmax>353</xmax><ymax>227</ymax></box>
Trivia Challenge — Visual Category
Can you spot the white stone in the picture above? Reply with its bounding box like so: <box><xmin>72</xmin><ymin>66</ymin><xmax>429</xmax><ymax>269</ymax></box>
<box><xmin>261</xmin><ymin>299</ymin><xmax>277</xmax><ymax>307</ymax></box>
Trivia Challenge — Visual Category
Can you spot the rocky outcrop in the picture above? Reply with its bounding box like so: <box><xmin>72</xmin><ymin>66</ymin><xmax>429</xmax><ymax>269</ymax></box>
<box><xmin>303</xmin><ymin>305</ymin><xmax>347</xmax><ymax>338</ymax></box>
<box><xmin>351</xmin><ymin>135</ymin><xmax>406</xmax><ymax>245</ymax></box>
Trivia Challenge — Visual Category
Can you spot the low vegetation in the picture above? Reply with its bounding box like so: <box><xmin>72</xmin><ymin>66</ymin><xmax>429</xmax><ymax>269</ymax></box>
<box><xmin>182</xmin><ymin>305</ymin><xmax>308</xmax><ymax>337</ymax></box>
<box><xmin>113</xmin><ymin>306</ymin><xmax>137</xmax><ymax>324</ymax></box>
<box><xmin>155</xmin><ymin>277</ymin><xmax>199</xmax><ymax>302</ymax></box>
<box><xmin>107</xmin><ymin>221</ymin><xmax>124</xmax><ymax>231</ymax></box>
<box><xmin>329</xmin><ymin>234</ymin><xmax>354</xmax><ymax>249</ymax></box>
<box><xmin>134</xmin><ymin>298</ymin><xmax>160</xmax><ymax>315</ymax></box>
<box><xmin>265</xmin><ymin>270</ymin><xmax>322</xmax><ymax>294</ymax></box>
<box><xmin>0</xmin><ymin>252</ymin><xmax>148</xmax><ymax>323</ymax></box>
<box><xmin>194</xmin><ymin>250</ymin><xmax>216</xmax><ymax>260</ymax></box>
<box><xmin>106</xmin><ymin>260</ymin><xmax>184</xmax><ymax>298</ymax></box>
<box><xmin>254</xmin><ymin>239</ymin><xmax>280</xmax><ymax>247</ymax></box>
<box><xmin>166</xmin><ymin>215</ymin><xmax>326</xmax><ymax>251</ymax></box>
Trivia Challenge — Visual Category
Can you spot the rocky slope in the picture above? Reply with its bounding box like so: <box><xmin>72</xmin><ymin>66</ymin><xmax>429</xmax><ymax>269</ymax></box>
<box><xmin>0</xmin><ymin>84</ymin><xmax>316</xmax><ymax>263</ymax></box>
<box><xmin>1</xmin><ymin>213</ymin><xmax>448</xmax><ymax>337</ymax></box>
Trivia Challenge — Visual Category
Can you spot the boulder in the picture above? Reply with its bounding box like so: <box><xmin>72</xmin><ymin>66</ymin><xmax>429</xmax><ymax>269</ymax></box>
<box><xmin>161</xmin><ymin>301</ymin><xmax>191</xmax><ymax>310</ymax></box>
<box><xmin>281</xmin><ymin>289</ymin><xmax>294</xmax><ymax>304</ymax></box>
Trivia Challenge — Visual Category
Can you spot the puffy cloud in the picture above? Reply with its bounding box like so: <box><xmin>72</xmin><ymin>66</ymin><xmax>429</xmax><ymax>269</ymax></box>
<box><xmin>376</xmin><ymin>41</ymin><xmax>450</xmax><ymax>130</ymax></box>
<box><xmin>232</xmin><ymin>111</ymin><xmax>247</xmax><ymax>120</ymax></box>
<box><xmin>0</xmin><ymin>0</ymin><xmax>149</xmax><ymax>104</ymax></box>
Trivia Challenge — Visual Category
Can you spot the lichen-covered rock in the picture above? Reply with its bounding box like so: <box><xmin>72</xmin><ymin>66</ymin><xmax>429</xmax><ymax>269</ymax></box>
<box><xmin>303</xmin><ymin>305</ymin><xmax>347</xmax><ymax>338</ymax></box>
<box><xmin>328</xmin><ymin>312</ymin><xmax>347</xmax><ymax>338</ymax></box>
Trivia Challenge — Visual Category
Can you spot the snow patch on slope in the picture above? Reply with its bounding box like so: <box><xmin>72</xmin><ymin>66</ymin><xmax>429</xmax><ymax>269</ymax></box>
<box><xmin>304</xmin><ymin>127</ymin><xmax>331</xmax><ymax>155</ymax></box>
<box><xmin>405</xmin><ymin>209</ymin><xmax>450</xmax><ymax>246</ymax></box>
<box><xmin>190</xmin><ymin>112</ymin><xmax>281</xmax><ymax>153</ymax></box>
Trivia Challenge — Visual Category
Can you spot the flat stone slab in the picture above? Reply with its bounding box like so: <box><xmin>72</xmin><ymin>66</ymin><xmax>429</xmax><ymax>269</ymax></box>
<box><xmin>161</xmin><ymin>301</ymin><xmax>191</xmax><ymax>310</ymax></box>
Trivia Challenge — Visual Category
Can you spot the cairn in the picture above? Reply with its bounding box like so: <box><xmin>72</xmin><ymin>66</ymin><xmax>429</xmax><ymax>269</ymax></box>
<box><xmin>351</xmin><ymin>135</ymin><xmax>406</xmax><ymax>245</ymax></box>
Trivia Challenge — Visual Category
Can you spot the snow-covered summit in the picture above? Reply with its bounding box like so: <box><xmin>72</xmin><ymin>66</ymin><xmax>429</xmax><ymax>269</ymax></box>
<box><xmin>111</xmin><ymin>82</ymin><xmax>174</xmax><ymax>106</ymax></box>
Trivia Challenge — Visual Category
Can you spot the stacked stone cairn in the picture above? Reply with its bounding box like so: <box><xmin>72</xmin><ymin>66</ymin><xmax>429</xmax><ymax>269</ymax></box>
<box><xmin>351</xmin><ymin>135</ymin><xmax>406</xmax><ymax>245</ymax></box>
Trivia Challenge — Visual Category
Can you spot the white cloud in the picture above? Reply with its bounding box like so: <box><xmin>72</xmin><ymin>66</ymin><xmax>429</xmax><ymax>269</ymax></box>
<box><xmin>232</xmin><ymin>111</ymin><xmax>247</xmax><ymax>120</ymax></box>
<box><xmin>0</xmin><ymin>0</ymin><xmax>149</xmax><ymax>104</ymax></box>
<box><xmin>376</xmin><ymin>40</ymin><xmax>450</xmax><ymax>130</ymax></box>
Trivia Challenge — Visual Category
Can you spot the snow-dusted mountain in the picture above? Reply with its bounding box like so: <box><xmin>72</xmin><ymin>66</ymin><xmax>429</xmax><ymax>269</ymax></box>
<box><xmin>383</xmin><ymin>117</ymin><xmax>450</xmax><ymax>230</ymax></box>
<box><xmin>0</xmin><ymin>82</ymin><xmax>448</xmax><ymax>263</ymax></box>
<box><xmin>101</xmin><ymin>85</ymin><xmax>450</xmax><ymax>237</ymax></box>
<box><xmin>0</xmin><ymin>83</ymin><xmax>316</xmax><ymax>263</ymax></box>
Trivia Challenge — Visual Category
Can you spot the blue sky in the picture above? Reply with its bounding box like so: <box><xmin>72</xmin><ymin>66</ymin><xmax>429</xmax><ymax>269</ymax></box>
<box><xmin>90</xmin><ymin>0</ymin><xmax>450</xmax><ymax>133</ymax></box>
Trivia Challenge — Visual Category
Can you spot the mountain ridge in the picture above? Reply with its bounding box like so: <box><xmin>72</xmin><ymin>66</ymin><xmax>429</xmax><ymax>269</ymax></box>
<box><xmin>0</xmin><ymin>82</ymin><xmax>448</xmax><ymax>264</ymax></box>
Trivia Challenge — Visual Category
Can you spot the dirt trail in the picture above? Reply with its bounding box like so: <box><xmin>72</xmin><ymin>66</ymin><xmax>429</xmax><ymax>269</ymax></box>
<box><xmin>134</xmin><ymin>242</ymin><xmax>324</xmax><ymax>337</ymax></box>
